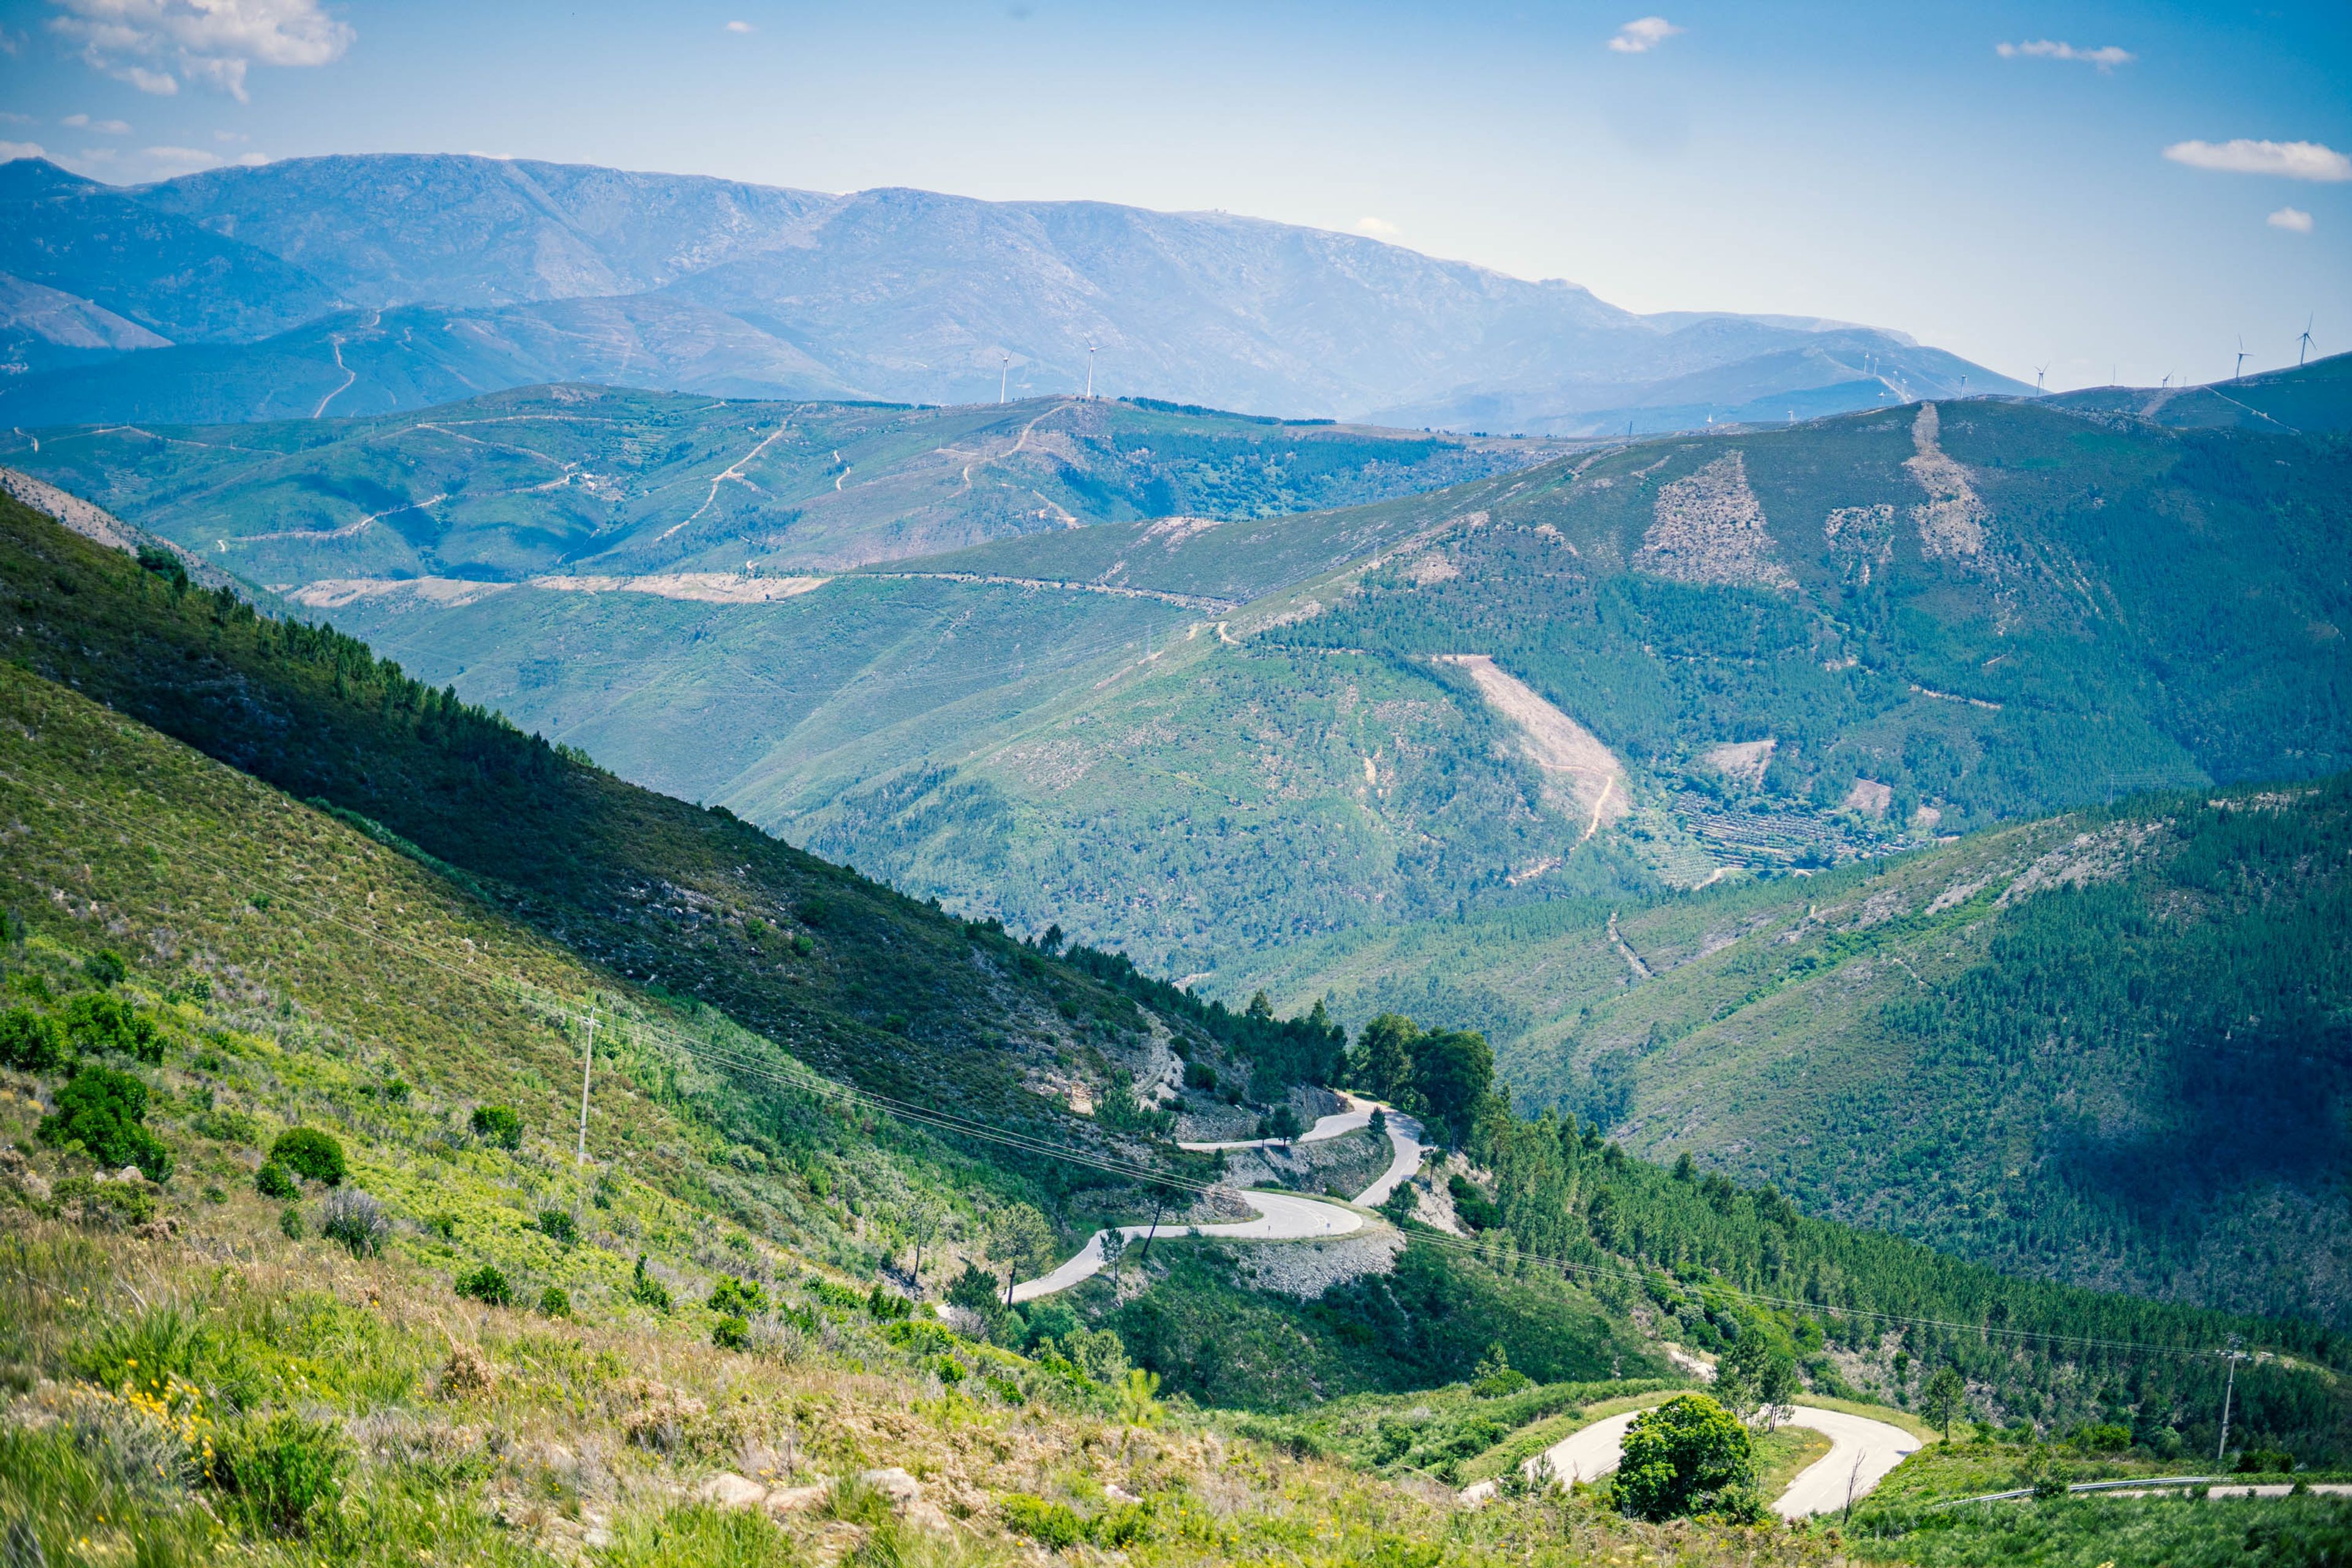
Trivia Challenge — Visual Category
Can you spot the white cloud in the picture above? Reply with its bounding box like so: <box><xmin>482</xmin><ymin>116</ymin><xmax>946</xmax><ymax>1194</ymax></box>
<box><xmin>140</xmin><ymin>143</ymin><xmax>221</xmax><ymax>171</ymax></box>
<box><xmin>0</xmin><ymin>140</ymin><xmax>49</xmax><ymax>162</ymax></box>
<box><xmin>213</xmin><ymin>127</ymin><xmax>246</xmax><ymax>141</ymax></box>
<box><xmin>1354</xmin><ymin>216</ymin><xmax>1399</xmax><ymax>237</ymax></box>
<box><xmin>64</xmin><ymin>112</ymin><xmax>132</xmax><ymax>132</ymax></box>
<box><xmin>0</xmin><ymin>111</ymin><xmax>32</xmax><ymax>124</ymax></box>
<box><xmin>725</xmin><ymin>19</ymin><xmax>755</xmax><ymax>32</ymax></box>
<box><xmin>2268</xmin><ymin>206</ymin><xmax>2315</xmax><ymax>233</ymax></box>
<box><xmin>1607</xmin><ymin>16</ymin><xmax>1680</xmax><ymax>53</ymax></box>
<box><xmin>49</xmin><ymin>0</ymin><xmax>354</xmax><ymax>104</ymax></box>
<box><xmin>2163</xmin><ymin>138</ymin><xmax>2352</xmax><ymax>182</ymax></box>
<box><xmin>1996</xmin><ymin>39</ymin><xmax>2134</xmax><ymax>70</ymax></box>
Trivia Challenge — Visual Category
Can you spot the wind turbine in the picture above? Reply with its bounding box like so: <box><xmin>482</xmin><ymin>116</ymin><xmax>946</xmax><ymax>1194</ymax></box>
<box><xmin>998</xmin><ymin>353</ymin><xmax>1010</xmax><ymax>404</ymax></box>
<box><xmin>2234</xmin><ymin>337</ymin><xmax>2247</xmax><ymax>382</ymax></box>
<box><xmin>1085</xmin><ymin>345</ymin><xmax>1097</xmax><ymax>399</ymax></box>
<box><xmin>2299</xmin><ymin>316</ymin><xmax>2316</xmax><ymax>367</ymax></box>
<box><xmin>2035</xmin><ymin>363</ymin><xmax>2049</xmax><ymax>396</ymax></box>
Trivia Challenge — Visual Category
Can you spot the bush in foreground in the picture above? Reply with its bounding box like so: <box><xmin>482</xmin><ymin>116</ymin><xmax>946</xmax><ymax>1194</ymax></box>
<box><xmin>269</xmin><ymin>1127</ymin><xmax>345</xmax><ymax>1186</ymax></box>
<box><xmin>1611</xmin><ymin>1394</ymin><xmax>1764</xmax><ymax>1523</ymax></box>
<box><xmin>318</xmin><ymin>1188</ymin><xmax>388</xmax><ymax>1257</ymax></box>
<box><xmin>39</xmin><ymin>1064</ymin><xmax>173</xmax><ymax>1182</ymax></box>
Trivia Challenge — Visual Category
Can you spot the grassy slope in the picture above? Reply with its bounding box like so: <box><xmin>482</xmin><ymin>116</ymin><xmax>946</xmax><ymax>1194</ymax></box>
<box><xmin>0</xmin><ymin>666</ymin><xmax>1811</xmax><ymax>1568</ymax></box>
<box><xmin>6</xmin><ymin>511</ymin><xmax>2351</xmax><ymax>1563</ymax></box>
<box><xmin>1852</xmin><ymin>1438</ymin><xmax>2352</xmax><ymax>1566</ymax></box>
<box><xmin>0</xmin><ymin>385</ymin><xmax>1567</xmax><ymax>580</ymax></box>
<box><xmin>0</xmin><ymin>489</ymin><xmax>1681</xmax><ymax>1398</ymax></box>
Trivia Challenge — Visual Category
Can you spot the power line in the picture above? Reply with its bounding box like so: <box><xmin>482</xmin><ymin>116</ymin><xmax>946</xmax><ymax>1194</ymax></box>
<box><xmin>2</xmin><ymin>762</ymin><xmax>2255</xmax><ymax>1364</ymax></box>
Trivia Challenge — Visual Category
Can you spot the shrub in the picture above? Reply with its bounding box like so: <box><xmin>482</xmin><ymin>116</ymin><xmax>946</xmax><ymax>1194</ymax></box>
<box><xmin>53</xmin><ymin>1174</ymin><xmax>156</xmax><ymax>1229</ymax></box>
<box><xmin>0</xmin><ymin>1006</ymin><xmax>61</xmax><ymax>1071</ymax></box>
<box><xmin>470</xmin><ymin>1105</ymin><xmax>522</xmax><ymax>1150</ymax></box>
<box><xmin>883</xmin><ymin>1319</ymin><xmax>958</xmax><ymax>1355</ymax></box>
<box><xmin>62</xmin><ymin>994</ymin><xmax>162</xmax><ymax>1063</ymax></box>
<box><xmin>1061</xmin><ymin>1325</ymin><xmax>1130</xmax><ymax>1384</ymax></box>
<box><xmin>318</xmin><ymin>1188</ymin><xmax>389</xmax><ymax>1257</ymax></box>
<box><xmin>865</xmin><ymin>1283</ymin><xmax>911</xmax><ymax>1321</ymax></box>
<box><xmin>537</xmin><ymin>1208</ymin><xmax>577</xmax><ymax>1245</ymax></box>
<box><xmin>596</xmin><ymin>1502</ymin><xmax>800</xmax><ymax>1567</ymax></box>
<box><xmin>456</xmin><ymin>1263</ymin><xmax>513</xmax><ymax>1306</ymax></box>
<box><xmin>192</xmin><ymin>1107</ymin><xmax>263</xmax><ymax>1146</ymax></box>
<box><xmin>211</xmin><ymin>1411</ymin><xmax>347</xmax><ymax>1536</ymax></box>
<box><xmin>269</xmin><ymin>1128</ymin><xmax>345</xmax><ymax>1186</ymax></box>
<box><xmin>712</xmin><ymin>1314</ymin><xmax>750</xmax><ymax>1351</ymax></box>
<box><xmin>1470</xmin><ymin>1343</ymin><xmax>1532</xmax><ymax>1398</ymax></box>
<box><xmin>630</xmin><ymin>1254</ymin><xmax>671</xmax><ymax>1311</ymax></box>
<box><xmin>39</xmin><ymin>1065</ymin><xmax>173</xmax><ymax>1181</ymax></box>
<box><xmin>81</xmin><ymin>949</ymin><xmax>128</xmax><ymax>987</ymax></box>
<box><xmin>1183</xmin><ymin>1060</ymin><xmax>1218</xmax><ymax>1092</ymax></box>
<box><xmin>1117</xmin><ymin>1368</ymin><xmax>1164</xmax><ymax>1428</ymax></box>
<box><xmin>709</xmin><ymin>1275</ymin><xmax>767</xmax><ymax>1316</ymax></box>
<box><xmin>255</xmin><ymin>1161</ymin><xmax>297</xmax><ymax>1200</ymax></box>
<box><xmin>1611</xmin><ymin>1394</ymin><xmax>1763</xmax><ymax>1523</ymax></box>
<box><xmin>2071</xmin><ymin>1422</ymin><xmax>2133</xmax><ymax>1454</ymax></box>
<box><xmin>279</xmin><ymin>1206</ymin><xmax>304</xmax><ymax>1240</ymax></box>
<box><xmin>1000</xmin><ymin>1494</ymin><xmax>1085</xmax><ymax>1550</ymax></box>
<box><xmin>538</xmin><ymin>1287</ymin><xmax>571</xmax><ymax>1317</ymax></box>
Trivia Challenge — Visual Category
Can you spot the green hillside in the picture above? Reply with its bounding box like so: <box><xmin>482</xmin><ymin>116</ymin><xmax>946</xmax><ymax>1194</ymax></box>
<box><xmin>7</xmin><ymin>481</ymin><xmax>2352</xmax><ymax>1566</ymax></box>
<box><xmin>2045</xmin><ymin>351</ymin><xmax>2352</xmax><ymax>434</ymax></box>
<box><xmin>792</xmin><ymin>390</ymin><xmax>2351</xmax><ymax>968</ymax></box>
<box><xmin>1241</xmin><ymin>775</ymin><xmax>2352</xmax><ymax>1326</ymax></box>
<box><xmin>0</xmin><ymin>385</ymin><xmax>1565</xmax><ymax>581</ymax></box>
<box><xmin>112</xmin><ymin>385</ymin><xmax>2349</xmax><ymax>986</ymax></box>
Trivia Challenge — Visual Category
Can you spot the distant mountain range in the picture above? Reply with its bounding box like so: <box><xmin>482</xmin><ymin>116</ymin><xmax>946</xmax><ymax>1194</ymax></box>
<box><xmin>0</xmin><ymin>152</ymin><xmax>2024</xmax><ymax>431</ymax></box>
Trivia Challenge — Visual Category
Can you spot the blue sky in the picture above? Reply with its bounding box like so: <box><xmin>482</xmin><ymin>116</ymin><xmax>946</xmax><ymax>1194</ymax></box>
<box><xmin>2</xmin><ymin>1</ymin><xmax>2345</xmax><ymax>391</ymax></box>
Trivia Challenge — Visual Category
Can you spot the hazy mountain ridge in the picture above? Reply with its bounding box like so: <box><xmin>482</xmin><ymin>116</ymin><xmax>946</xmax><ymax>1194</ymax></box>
<box><xmin>0</xmin><ymin>152</ymin><xmax>2022</xmax><ymax>428</ymax></box>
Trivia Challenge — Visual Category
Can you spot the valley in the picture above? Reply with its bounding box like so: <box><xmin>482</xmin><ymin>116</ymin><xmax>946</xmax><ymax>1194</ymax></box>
<box><xmin>4</xmin><ymin>369</ymin><xmax>2350</xmax><ymax>1564</ymax></box>
<box><xmin>3</xmin><ymin>6</ymin><xmax>2347</xmax><ymax>1559</ymax></box>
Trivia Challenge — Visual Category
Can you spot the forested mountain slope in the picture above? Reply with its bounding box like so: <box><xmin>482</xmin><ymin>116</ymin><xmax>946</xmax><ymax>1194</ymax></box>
<box><xmin>9</xmin><ymin>639</ymin><xmax>2348</xmax><ymax>1568</ymax></box>
<box><xmin>0</xmin><ymin>385</ymin><xmax>1564</xmax><ymax>579</ymax></box>
<box><xmin>793</xmin><ymin>388</ymin><xmax>2351</xmax><ymax>968</ymax></box>
<box><xmin>145</xmin><ymin>382</ymin><xmax>2352</xmax><ymax>978</ymax></box>
<box><xmin>9</xmin><ymin>482</ymin><xmax>2349</xmax><ymax>1470</ymax></box>
<box><xmin>1242</xmin><ymin>775</ymin><xmax>2352</xmax><ymax>1326</ymax></box>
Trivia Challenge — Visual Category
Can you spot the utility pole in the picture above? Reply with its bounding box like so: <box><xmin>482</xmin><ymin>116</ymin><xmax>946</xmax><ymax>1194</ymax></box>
<box><xmin>575</xmin><ymin>1000</ymin><xmax>598</xmax><ymax>1165</ymax></box>
<box><xmin>1139</xmin><ymin>1189</ymin><xmax>1166</xmax><ymax>1259</ymax></box>
<box><xmin>2216</xmin><ymin>1336</ymin><xmax>2244</xmax><ymax>1464</ymax></box>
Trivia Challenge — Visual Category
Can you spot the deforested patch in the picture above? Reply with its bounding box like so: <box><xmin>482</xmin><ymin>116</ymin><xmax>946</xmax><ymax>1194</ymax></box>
<box><xmin>1403</xmin><ymin>550</ymin><xmax>1460</xmax><ymax>587</ymax></box>
<box><xmin>1823</xmin><ymin>503</ymin><xmax>1896</xmax><ymax>586</ymax></box>
<box><xmin>1431</xmin><ymin>654</ymin><xmax>1629</xmax><ymax>840</ymax></box>
<box><xmin>1636</xmin><ymin>451</ymin><xmax>1795</xmax><ymax>589</ymax></box>
<box><xmin>1905</xmin><ymin>404</ymin><xmax>1988</xmax><ymax>560</ymax></box>
<box><xmin>1702</xmin><ymin>737</ymin><xmax>1776</xmax><ymax>787</ymax></box>
<box><xmin>1842</xmin><ymin>778</ymin><xmax>1894</xmax><ymax>820</ymax></box>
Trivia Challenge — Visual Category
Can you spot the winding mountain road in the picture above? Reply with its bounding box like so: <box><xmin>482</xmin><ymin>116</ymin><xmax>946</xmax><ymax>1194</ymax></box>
<box><xmin>1012</xmin><ymin>1095</ymin><xmax>1427</xmax><ymax>1302</ymax></box>
<box><xmin>1468</xmin><ymin>1401</ymin><xmax>1923</xmax><ymax>1517</ymax></box>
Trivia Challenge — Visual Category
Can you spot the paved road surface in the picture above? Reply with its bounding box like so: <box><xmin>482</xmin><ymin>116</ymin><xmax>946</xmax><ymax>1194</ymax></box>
<box><xmin>1014</xmin><ymin>1095</ymin><xmax>1425</xmax><ymax>1301</ymax></box>
<box><xmin>1010</xmin><ymin>1188</ymin><xmax>1363</xmax><ymax>1302</ymax></box>
<box><xmin>1768</xmin><ymin>1407</ymin><xmax>1924</xmax><ymax>1518</ymax></box>
<box><xmin>1468</xmin><ymin>1403</ymin><xmax>1921</xmax><ymax>1517</ymax></box>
